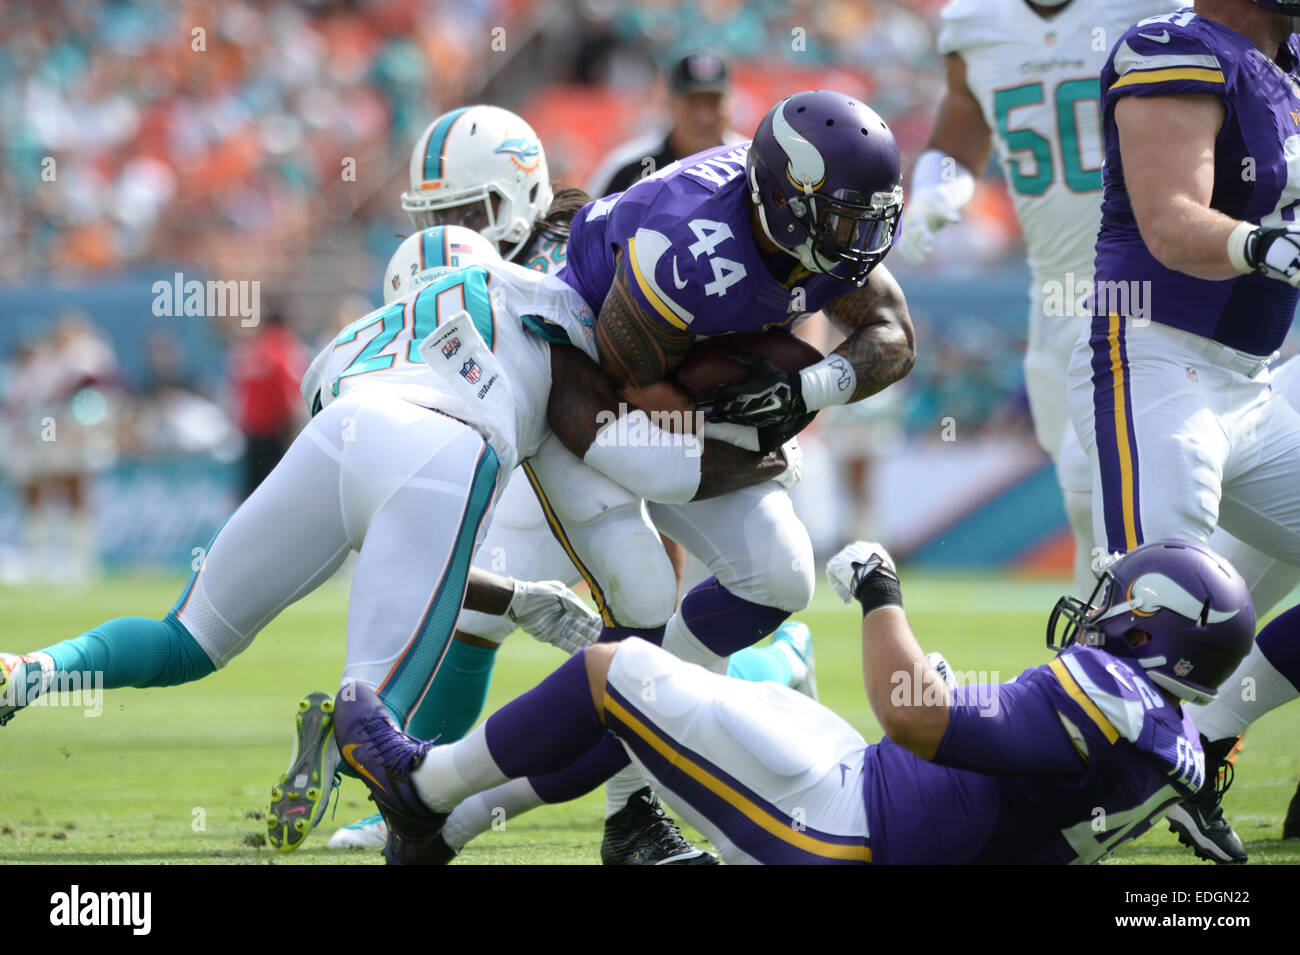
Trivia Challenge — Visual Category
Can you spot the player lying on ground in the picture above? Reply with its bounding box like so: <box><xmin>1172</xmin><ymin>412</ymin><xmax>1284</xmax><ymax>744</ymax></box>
<box><xmin>0</xmin><ymin>228</ymin><xmax>791</xmax><ymax>814</ymax></box>
<box><xmin>331</xmin><ymin>537</ymin><xmax>1255</xmax><ymax>864</ymax></box>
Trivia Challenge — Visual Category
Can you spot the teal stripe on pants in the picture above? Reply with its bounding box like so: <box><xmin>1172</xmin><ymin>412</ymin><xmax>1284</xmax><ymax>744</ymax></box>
<box><xmin>380</xmin><ymin>440</ymin><xmax>500</xmax><ymax>726</ymax></box>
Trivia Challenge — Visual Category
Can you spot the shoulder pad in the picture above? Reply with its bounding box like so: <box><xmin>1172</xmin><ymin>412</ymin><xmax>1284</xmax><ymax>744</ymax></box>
<box><xmin>624</xmin><ymin>226</ymin><xmax>699</xmax><ymax>330</ymax></box>
<box><xmin>1107</xmin><ymin>15</ymin><xmax>1226</xmax><ymax>96</ymax></box>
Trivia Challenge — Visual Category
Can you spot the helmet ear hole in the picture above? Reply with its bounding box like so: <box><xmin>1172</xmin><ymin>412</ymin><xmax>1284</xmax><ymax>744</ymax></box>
<box><xmin>1124</xmin><ymin>629</ymin><xmax>1151</xmax><ymax>648</ymax></box>
<box><xmin>530</xmin><ymin>183</ymin><xmax>539</xmax><ymax>202</ymax></box>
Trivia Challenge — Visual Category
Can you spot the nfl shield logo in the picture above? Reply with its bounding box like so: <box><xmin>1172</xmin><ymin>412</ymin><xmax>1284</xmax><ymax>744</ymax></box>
<box><xmin>390</xmin><ymin>274</ymin><xmax>401</xmax><ymax>292</ymax></box>
<box><xmin>460</xmin><ymin>359</ymin><xmax>482</xmax><ymax>384</ymax></box>
<box><xmin>442</xmin><ymin>337</ymin><xmax>462</xmax><ymax>359</ymax></box>
<box><xmin>1174</xmin><ymin>658</ymin><xmax>1194</xmax><ymax>677</ymax></box>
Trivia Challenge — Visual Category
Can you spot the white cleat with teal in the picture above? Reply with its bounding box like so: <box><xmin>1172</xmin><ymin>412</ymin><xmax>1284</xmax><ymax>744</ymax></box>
<box><xmin>325</xmin><ymin>813</ymin><xmax>388</xmax><ymax>850</ymax></box>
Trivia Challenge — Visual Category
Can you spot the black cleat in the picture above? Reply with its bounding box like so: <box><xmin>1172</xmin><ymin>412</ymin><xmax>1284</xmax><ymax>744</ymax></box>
<box><xmin>1167</xmin><ymin>735</ymin><xmax>1247</xmax><ymax>864</ymax></box>
<box><xmin>1283</xmin><ymin>780</ymin><xmax>1300</xmax><ymax>840</ymax></box>
<box><xmin>600</xmin><ymin>787</ymin><xmax>718</xmax><ymax>865</ymax></box>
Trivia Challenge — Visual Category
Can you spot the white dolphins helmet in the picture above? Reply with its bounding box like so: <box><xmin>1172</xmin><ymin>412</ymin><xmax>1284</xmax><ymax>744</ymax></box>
<box><xmin>383</xmin><ymin>225</ymin><xmax>502</xmax><ymax>304</ymax></box>
<box><xmin>401</xmin><ymin>105</ymin><xmax>553</xmax><ymax>261</ymax></box>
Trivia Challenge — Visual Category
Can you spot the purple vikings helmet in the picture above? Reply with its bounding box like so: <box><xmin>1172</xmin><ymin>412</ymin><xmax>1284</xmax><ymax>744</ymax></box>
<box><xmin>747</xmin><ymin>91</ymin><xmax>904</xmax><ymax>286</ymax></box>
<box><xmin>1048</xmin><ymin>540</ymin><xmax>1255</xmax><ymax>705</ymax></box>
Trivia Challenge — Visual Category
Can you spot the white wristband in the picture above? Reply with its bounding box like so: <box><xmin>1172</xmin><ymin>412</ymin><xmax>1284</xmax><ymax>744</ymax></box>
<box><xmin>799</xmin><ymin>354</ymin><xmax>857</xmax><ymax>412</ymax></box>
<box><xmin>1227</xmin><ymin>221</ymin><xmax>1257</xmax><ymax>275</ymax></box>
<box><xmin>583</xmin><ymin>411</ymin><xmax>702</xmax><ymax>504</ymax></box>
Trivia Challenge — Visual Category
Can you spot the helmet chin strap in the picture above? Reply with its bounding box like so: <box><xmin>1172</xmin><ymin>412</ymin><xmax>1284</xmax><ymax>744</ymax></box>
<box><xmin>749</xmin><ymin>165</ymin><xmax>784</xmax><ymax>250</ymax></box>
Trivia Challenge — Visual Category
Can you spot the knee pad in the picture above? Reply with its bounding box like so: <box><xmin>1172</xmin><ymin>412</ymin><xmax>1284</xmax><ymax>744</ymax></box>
<box><xmin>584</xmin><ymin>510</ymin><xmax>678</xmax><ymax>628</ymax></box>
<box><xmin>719</xmin><ymin>523</ymin><xmax>814</xmax><ymax>613</ymax></box>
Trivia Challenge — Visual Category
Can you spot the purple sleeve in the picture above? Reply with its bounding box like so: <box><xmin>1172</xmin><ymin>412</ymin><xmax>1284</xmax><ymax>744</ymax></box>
<box><xmin>932</xmin><ymin>672</ymin><xmax>1086</xmax><ymax>774</ymax></box>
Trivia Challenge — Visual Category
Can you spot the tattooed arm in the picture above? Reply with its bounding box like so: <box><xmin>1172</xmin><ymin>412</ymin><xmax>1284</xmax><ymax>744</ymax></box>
<box><xmin>546</xmin><ymin>343</ymin><xmax>786</xmax><ymax>500</ymax></box>
<box><xmin>822</xmin><ymin>263</ymin><xmax>916</xmax><ymax>402</ymax></box>
<box><xmin>594</xmin><ymin>250</ymin><xmax>698</xmax><ymax>422</ymax></box>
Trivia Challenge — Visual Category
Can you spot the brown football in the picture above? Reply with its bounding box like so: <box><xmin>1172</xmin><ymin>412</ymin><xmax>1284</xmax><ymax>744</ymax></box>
<box><xmin>675</xmin><ymin>331</ymin><xmax>824</xmax><ymax>396</ymax></box>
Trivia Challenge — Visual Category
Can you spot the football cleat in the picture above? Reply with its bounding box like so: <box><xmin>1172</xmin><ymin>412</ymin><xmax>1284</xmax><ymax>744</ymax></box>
<box><xmin>0</xmin><ymin>653</ymin><xmax>40</xmax><ymax>726</ymax></box>
<box><xmin>325</xmin><ymin>813</ymin><xmax>388</xmax><ymax>850</ymax></box>
<box><xmin>267</xmin><ymin>692</ymin><xmax>341</xmax><ymax>852</ymax></box>
<box><xmin>772</xmin><ymin>621</ymin><xmax>817</xmax><ymax>700</ymax></box>
<box><xmin>600</xmin><ymin>787</ymin><xmax>718</xmax><ymax>865</ymax></box>
<box><xmin>333</xmin><ymin>682</ymin><xmax>449</xmax><ymax>865</ymax></box>
<box><xmin>1166</xmin><ymin>735</ymin><xmax>1247</xmax><ymax>864</ymax></box>
<box><xmin>1283</xmin><ymin>781</ymin><xmax>1300</xmax><ymax>840</ymax></box>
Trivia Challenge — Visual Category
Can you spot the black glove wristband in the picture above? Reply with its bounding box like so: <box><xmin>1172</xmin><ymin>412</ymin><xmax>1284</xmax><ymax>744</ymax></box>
<box><xmin>855</xmin><ymin>570</ymin><xmax>903</xmax><ymax>617</ymax></box>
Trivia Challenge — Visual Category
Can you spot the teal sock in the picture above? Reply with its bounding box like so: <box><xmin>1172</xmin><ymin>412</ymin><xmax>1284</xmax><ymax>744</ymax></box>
<box><xmin>727</xmin><ymin>641</ymin><xmax>795</xmax><ymax>686</ymax></box>
<box><xmin>41</xmin><ymin>612</ymin><xmax>214</xmax><ymax>689</ymax></box>
<box><xmin>404</xmin><ymin>639</ymin><xmax>497</xmax><ymax>742</ymax></box>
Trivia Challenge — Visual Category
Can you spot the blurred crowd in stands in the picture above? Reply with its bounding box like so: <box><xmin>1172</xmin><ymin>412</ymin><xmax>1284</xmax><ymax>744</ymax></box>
<box><xmin>1</xmin><ymin>0</ymin><xmax>1041</xmax><ymax>576</ymax></box>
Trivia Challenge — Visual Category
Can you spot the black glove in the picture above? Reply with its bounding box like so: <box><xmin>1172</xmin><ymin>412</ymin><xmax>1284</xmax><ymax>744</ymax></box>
<box><xmin>695</xmin><ymin>350</ymin><xmax>809</xmax><ymax>428</ymax></box>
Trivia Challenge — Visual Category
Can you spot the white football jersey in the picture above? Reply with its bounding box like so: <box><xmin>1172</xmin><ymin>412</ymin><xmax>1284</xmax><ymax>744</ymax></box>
<box><xmin>302</xmin><ymin>260</ymin><xmax>598</xmax><ymax>475</ymax></box>
<box><xmin>938</xmin><ymin>0</ymin><xmax>1178</xmax><ymax>284</ymax></box>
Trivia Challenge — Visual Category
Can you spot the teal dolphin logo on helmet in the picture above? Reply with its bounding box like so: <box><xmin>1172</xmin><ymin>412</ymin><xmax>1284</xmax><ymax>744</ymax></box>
<box><xmin>494</xmin><ymin>138</ymin><xmax>541</xmax><ymax>172</ymax></box>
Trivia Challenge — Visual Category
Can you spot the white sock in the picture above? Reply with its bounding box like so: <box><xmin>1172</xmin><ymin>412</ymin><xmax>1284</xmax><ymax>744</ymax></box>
<box><xmin>412</xmin><ymin>724</ymin><xmax>506</xmax><ymax>812</ymax></box>
<box><xmin>442</xmin><ymin>777</ymin><xmax>544</xmax><ymax>850</ymax></box>
<box><xmin>661</xmin><ymin>611</ymin><xmax>724</xmax><ymax>668</ymax></box>
<box><xmin>605</xmin><ymin>763</ymin><xmax>651</xmax><ymax>819</ymax></box>
<box><xmin>1063</xmin><ymin>487</ymin><xmax>1096</xmax><ymax>598</ymax></box>
<box><xmin>1188</xmin><ymin>643</ymin><xmax>1300</xmax><ymax>740</ymax></box>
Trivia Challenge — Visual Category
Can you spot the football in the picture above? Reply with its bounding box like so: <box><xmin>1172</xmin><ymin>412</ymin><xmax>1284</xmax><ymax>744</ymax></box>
<box><xmin>674</xmin><ymin>331</ymin><xmax>825</xmax><ymax>396</ymax></box>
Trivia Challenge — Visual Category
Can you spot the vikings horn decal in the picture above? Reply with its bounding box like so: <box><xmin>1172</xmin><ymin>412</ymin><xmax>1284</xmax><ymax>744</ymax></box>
<box><xmin>771</xmin><ymin>99</ymin><xmax>826</xmax><ymax>194</ymax></box>
<box><xmin>1110</xmin><ymin>573</ymin><xmax>1242</xmax><ymax>624</ymax></box>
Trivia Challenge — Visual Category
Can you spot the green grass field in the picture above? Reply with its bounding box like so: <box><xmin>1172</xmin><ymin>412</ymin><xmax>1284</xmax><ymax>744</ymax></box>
<box><xmin>2</xmin><ymin>572</ymin><xmax>1297</xmax><ymax>865</ymax></box>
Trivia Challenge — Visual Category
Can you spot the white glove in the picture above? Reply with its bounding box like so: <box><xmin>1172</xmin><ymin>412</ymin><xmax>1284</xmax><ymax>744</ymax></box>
<box><xmin>893</xmin><ymin>190</ymin><xmax>961</xmax><ymax>266</ymax></box>
<box><xmin>826</xmin><ymin>540</ymin><xmax>898</xmax><ymax>604</ymax></box>
<box><xmin>506</xmin><ymin>579</ymin><xmax>601</xmax><ymax>654</ymax></box>
<box><xmin>773</xmin><ymin>437</ymin><xmax>803</xmax><ymax>490</ymax></box>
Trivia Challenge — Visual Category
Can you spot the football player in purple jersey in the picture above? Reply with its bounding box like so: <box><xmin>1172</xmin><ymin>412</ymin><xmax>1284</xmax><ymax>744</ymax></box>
<box><xmin>330</xmin><ymin>536</ymin><xmax>1255</xmax><ymax>864</ymax></box>
<box><xmin>555</xmin><ymin>86</ymin><xmax>914</xmax><ymax>694</ymax></box>
<box><xmin>1066</xmin><ymin>0</ymin><xmax>1300</xmax><ymax>862</ymax></box>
